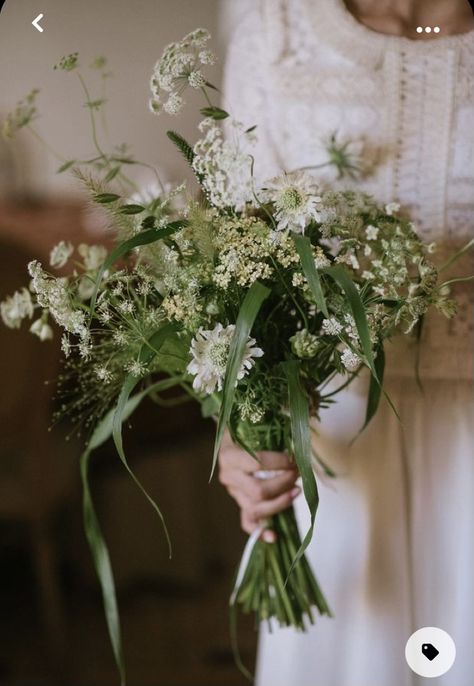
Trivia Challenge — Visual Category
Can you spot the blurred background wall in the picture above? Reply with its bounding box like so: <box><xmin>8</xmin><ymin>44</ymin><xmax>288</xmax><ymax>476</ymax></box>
<box><xmin>0</xmin><ymin>1</ymin><xmax>257</xmax><ymax>684</ymax></box>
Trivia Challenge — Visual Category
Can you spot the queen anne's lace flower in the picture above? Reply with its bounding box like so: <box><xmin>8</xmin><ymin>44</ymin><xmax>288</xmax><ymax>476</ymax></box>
<box><xmin>149</xmin><ymin>29</ymin><xmax>216</xmax><ymax>117</ymax></box>
<box><xmin>262</xmin><ymin>171</ymin><xmax>322</xmax><ymax>233</ymax></box>
<box><xmin>193</xmin><ymin>119</ymin><xmax>254</xmax><ymax>210</ymax></box>
<box><xmin>187</xmin><ymin>323</ymin><xmax>263</xmax><ymax>394</ymax></box>
<box><xmin>321</xmin><ymin>317</ymin><xmax>343</xmax><ymax>336</ymax></box>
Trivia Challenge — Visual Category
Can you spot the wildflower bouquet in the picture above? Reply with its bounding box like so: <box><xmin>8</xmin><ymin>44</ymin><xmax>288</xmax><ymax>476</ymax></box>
<box><xmin>1</xmin><ymin>29</ymin><xmax>467</xmax><ymax>683</ymax></box>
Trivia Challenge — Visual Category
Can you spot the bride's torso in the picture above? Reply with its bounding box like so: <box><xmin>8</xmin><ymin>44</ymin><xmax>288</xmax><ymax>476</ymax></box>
<box><xmin>224</xmin><ymin>0</ymin><xmax>474</xmax><ymax>381</ymax></box>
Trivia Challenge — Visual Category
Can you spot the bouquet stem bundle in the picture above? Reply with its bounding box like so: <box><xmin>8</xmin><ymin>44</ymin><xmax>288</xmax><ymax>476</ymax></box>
<box><xmin>1</xmin><ymin>27</ymin><xmax>469</xmax><ymax>686</ymax></box>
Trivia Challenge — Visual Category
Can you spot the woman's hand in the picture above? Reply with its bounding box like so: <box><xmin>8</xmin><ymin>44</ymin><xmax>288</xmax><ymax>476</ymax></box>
<box><xmin>218</xmin><ymin>429</ymin><xmax>300</xmax><ymax>542</ymax></box>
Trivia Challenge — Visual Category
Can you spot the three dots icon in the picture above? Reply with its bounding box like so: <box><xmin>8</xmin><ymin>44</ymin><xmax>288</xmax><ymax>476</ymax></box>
<box><xmin>416</xmin><ymin>26</ymin><xmax>441</xmax><ymax>34</ymax></box>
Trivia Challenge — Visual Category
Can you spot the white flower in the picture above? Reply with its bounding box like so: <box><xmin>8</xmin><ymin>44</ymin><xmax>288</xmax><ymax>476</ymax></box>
<box><xmin>148</xmin><ymin>98</ymin><xmax>163</xmax><ymax>115</ymax></box>
<box><xmin>341</xmin><ymin>348</ymin><xmax>361</xmax><ymax>372</ymax></box>
<box><xmin>78</xmin><ymin>276</ymin><xmax>95</xmax><ymax>301</ymax></box>
<box><xmin>164</xmin><ymin>92</ymin><xmax>184</xmax><ymax>115</ymax></box>
<box><xmin>321</xmin><ymin>317</ymin><xmax>343</xmax><ymax>336</ymax></box>
<box><xmin>61</xmin><ymin>335</ymin><xmax>71</xmax><ymax>358</ymax></box>
<box><xmin>365</xmin><ymin>225</ymin><xmax>379</xmax><ymax>241</ymax></box>
<box><xmin>125</xmin><ymin>359</ymin><xmax>147</xmax><ymax>377</ymax></box>
<box><xmin>29</xmin><ymin>318</ymin><xmax>53</xmax><ymax>341</ymax></box>
<box><xmin>261</xmin><ymin>171</ymin><xmax>322</xmax><ymax>233</ymax></box>
<box><xmin>78</xmin><ymin>244</ymin><xmax>107</xmax><ymax>272</ymax></box>
<box><xmin>149</xmin><ymin>29</ymin><xmax>214</xmax><ymax>116</ymax></box>
<box><xmin>199</xmin><ymin>49</ymin><xmax>216</xmax><ymax>65</ymax></box>
<box><xmin>95</xmin><ymin>365</ymin><xmax>113</xmax><ymax>383</ymax></box>
<box><xmin>187</xmin><ymin>323</ymin><xmax>263</xmax><ymax>395</ymax></box>
<box><xmin>50</xmin><ymin>241</ymin><xmax>74</xmax><ymax>269</ymax></box>
<box><xmin>385</xmin><ymin>202</ymin><xmax>400</xmax><ymax>216</ymax></box>
<box><xmin>192</xmin><ymin>120</ymin><xmax>254</xmax><ymax>210</ymax></box>
<box><xmin>1</xmin><ymin>288</ymin><xmax>34</xmax><ymax>328</ymax></box>
<box><xmin>314</xmin><ymin>247</ymin><xmax>330</xmax><ymax>269</ymax></box>
<box><xmin>188</xmin><ymin>70</ymin><xmax>205</xmax><ymax>89</ymax></box>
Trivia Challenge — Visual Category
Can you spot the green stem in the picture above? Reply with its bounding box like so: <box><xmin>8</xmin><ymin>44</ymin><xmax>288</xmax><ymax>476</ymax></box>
<box><xmin>27</xmin><ymin>125</ymin><xmax>66</xmax><ymax>162</ymax></box>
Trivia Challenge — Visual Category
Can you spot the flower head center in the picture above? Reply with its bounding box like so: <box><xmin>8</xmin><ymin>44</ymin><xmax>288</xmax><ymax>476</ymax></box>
<box><xmin>208</xmin><ymin>341</ymin><xmax>229</xmax><ymax>370</ymax></box>
<box><xmin>279</xmin><ymin>187</ymin><xmax>303</xmax><ymax>211</ymax></box>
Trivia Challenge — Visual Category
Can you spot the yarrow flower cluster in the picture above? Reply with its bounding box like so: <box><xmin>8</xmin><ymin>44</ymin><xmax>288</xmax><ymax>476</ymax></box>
<box><xmin>149</xmin><ymin>29</ymin><xmax>216</xmax><ymax>116</ymax></box>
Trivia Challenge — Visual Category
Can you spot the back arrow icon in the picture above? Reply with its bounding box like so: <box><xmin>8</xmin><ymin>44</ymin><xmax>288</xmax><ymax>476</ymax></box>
<box><xmin>32</xmin><ymin>13</ymin><xmax>44</xmax><ymax>32</ymax></box>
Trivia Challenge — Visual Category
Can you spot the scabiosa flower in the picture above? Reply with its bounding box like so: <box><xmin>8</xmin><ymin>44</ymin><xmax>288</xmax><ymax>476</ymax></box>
<box><xmin>187</xmin><ymin>323</ymin><xmax>263</xmax><ymax>394</ymax></box>
<box><xmin>50</xmin><ymin>241</ymin><xmax>74</xmax><ymax>269</ymax></box>
<box><xmin>262</xmin><ymin>171</ymin><xmax>322</xmax><ymax>233</ymax></box>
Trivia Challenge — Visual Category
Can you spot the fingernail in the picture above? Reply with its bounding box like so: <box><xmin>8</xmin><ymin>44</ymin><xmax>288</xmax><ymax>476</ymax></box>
<box><xmin>290</xmin><ymin>487</ymin><xmax>301</xmax><ymax>498</ymax></box>
<box><xmin>262</xmin><ymin>530</ymin><xmax>276</xmax><ymax>543</ymax></box>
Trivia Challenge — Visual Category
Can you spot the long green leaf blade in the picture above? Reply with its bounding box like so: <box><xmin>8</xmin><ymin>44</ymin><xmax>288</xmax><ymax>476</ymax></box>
<box><xmin>89</xmin><ymin>221</ymin><xmax>187</xmax><ymax>318</ymax></box>
<box><xmin>79</xmin><ymin>377</ymin><xmax>181</xmax><ymax>685</ymax></box>
<box><xmin>322</xmin><ymin>265</ymin><xmax>377</xmax><ymax>378</ymax></box>
<box><xmin>112</xmin><ymin>324</ymin><xmax>178</xmax><ymax>557</ymax></box>
<box><xmin>80</xmin><ymin>450</ymin><xmax>126</xmax><ymax>685</ymax></box>
<box><xmin>283</xmin><ymin>360</ymin><xmax>319</xmax><ymax>574</ymax></box>
<box><xmin>293</xmin><ymin>235</ymin><xmax>328</xmax><ymax>317</ymax></box>
<box><xmin>211</xmin><ymin>281</ymin><xmax>270</xmax><ymax>480</ymax></box>
<box><xmin>363</xmin><ymin>345</ymin><xmax>385</xmax><ymax>429</ymax></box>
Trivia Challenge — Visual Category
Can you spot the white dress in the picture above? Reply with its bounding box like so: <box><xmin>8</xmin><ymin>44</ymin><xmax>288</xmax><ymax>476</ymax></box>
<box><xmin>223</xmin><ymin>1</ymin><xmax>474</xmax><ymax>685</ymax></box>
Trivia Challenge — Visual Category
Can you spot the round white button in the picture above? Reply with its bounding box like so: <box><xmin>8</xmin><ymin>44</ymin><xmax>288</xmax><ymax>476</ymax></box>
<box><xmin>405</xmin><ymin>627</ymin><xmax>456</xmax><ymax>678</ymax></box>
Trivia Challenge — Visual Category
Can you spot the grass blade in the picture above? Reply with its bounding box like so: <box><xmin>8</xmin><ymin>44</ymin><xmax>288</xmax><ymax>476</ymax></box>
<box><xmin>293</xmin><ymin>235</ymin><xmax>328</xmax><ymax>317</ymax></box>
<box><xmin>322</xmin><ymin>265</ymin><xmax>377</xmax><ymax>378</ymax></box>
<box><xmin>282</xmin><ymin>360</ymin><xmax>319</xmax><ymax>574</ymax></box>
<box><xmin>211</xmin><ymin>281</ymin><xmax>270</xmax><ymax>480</ymax></box>
<box><xmin>112</xmin><ymin>324</ymin><xmax>178</xmax><ymax>557</ymax></box>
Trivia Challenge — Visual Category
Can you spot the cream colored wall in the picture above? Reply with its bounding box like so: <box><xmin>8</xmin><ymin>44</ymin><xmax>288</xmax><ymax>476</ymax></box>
<box><xmin>0</xmin><ymin>0</ymin><xmax>224</xmax><ymax>199</ymax></box>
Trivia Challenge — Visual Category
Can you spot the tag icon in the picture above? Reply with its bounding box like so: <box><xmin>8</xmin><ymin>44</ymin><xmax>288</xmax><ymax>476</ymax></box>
<box><xmin>422</xmin><ymin>643</ymin><xmax>439</xmax><ymax>661</ymax></box>
<box><xmin>405</xmin><ymin>627</ymin><xmax>456</xmax><ymax>678</ymax></box>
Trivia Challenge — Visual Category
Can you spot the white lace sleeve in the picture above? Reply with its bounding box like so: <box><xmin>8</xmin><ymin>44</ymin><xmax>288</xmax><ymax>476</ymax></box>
<box><xmin>222</xmin><ymin>7</ymin><xmax>282</xmax><ymax>181</ymax></box>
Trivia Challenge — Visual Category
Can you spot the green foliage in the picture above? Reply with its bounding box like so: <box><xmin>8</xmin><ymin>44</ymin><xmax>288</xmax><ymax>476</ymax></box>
<box><xmin>200</xmin><ymin>106</ymin><xmax>229</xmax><ymax>120</ymax></box>
<box><xmin>166</xmin><ymin>130</ymin><xmax>195</xmax><ymax>166</ymax></box>
<box><xmin>212</xmin><ymin>281</ymin><xmax>270</xmax><ymax>479</ymax></box>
